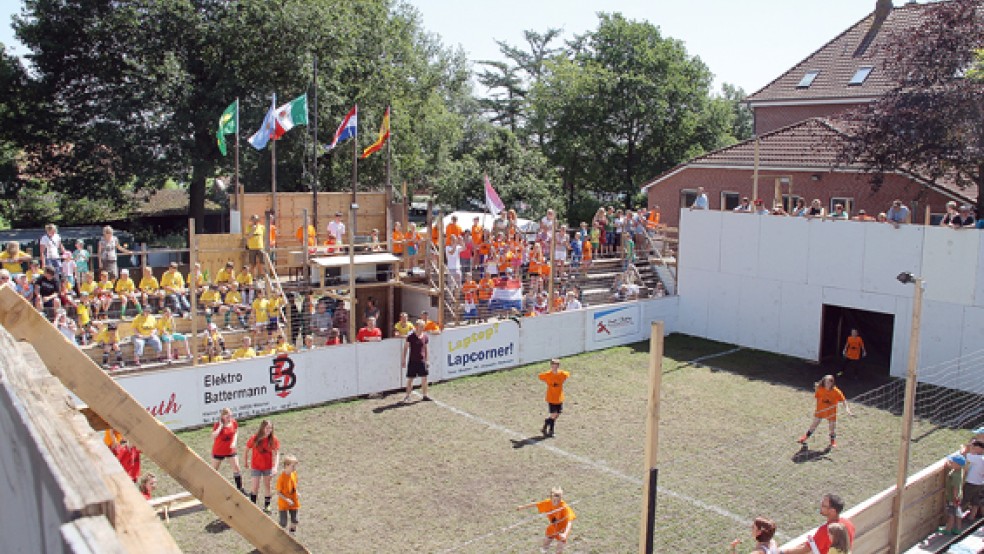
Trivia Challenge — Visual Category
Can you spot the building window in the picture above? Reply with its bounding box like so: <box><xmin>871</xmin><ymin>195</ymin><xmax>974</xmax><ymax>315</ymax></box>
<box><xmin>849</xmin><ymin>66</ymin><xmax>873</xmax><ymax>86</ymax></box>
<box><xmin>721</xmin><ymin>192</ymin><xmax>741</xmax><ymax>211</ymax></box>
<box><xmin>797</xmin><ymin>71</ymin><xmax>820</xmax><ymax>88</ymax></box>
<box><xmin>680</xmin><ymin>189</ymin><xmax>697</xmax><ymax>209</ymax></box>
<box><xmin>830</xmin><ymin>197</ymin><xmax>854</xmax><ymax>214</ymax></box>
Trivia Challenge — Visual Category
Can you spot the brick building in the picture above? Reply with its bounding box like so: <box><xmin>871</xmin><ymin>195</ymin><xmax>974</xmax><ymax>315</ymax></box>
<box><xmin>642</xmin><ymin>0</ymin><xmax>978</xmax><ymax>227</ymax></box>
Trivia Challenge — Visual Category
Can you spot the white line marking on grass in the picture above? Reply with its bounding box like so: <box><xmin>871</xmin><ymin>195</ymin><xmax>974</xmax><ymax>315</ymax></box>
<box><xmin>427</xmin><ymin>395</ymin><xmax>758</xmax><ymax>534</ymax></box>
<box><xmin>687</xmin><ymin>347</ymin><xmax>742</xmax><ymax>365</ymax></box>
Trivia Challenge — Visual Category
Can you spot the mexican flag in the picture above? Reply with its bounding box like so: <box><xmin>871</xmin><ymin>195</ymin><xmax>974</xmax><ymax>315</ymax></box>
<box><xmin>272</xmin><ymin>94</ymin><xmax>308</xmax><ymax>140</ymax></box>
<box><xmin>215</xmin><ymin>100</ymin><xmax>238</xmax><ymax>156</ymax></box>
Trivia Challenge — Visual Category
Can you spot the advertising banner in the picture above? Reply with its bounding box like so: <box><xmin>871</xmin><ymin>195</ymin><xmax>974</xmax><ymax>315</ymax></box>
<box><xmin>588</xmin><ymin>304</ymin><xmax>641</xmax><ymax>347</ymax></box>
<box><xmin>115</xmin><ymin>368</ymin><xmax>202</xmax><ymax>429</ymax></box>
<box><xmin>439</xmin><ymin>320</ymin><xmax>520</xmax><ymax>379</ymax></box>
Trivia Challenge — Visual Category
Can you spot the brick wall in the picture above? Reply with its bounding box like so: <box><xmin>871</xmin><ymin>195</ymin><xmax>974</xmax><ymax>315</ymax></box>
<box><xmin>646</xmin><ymin>167</ymin><xmax>955</xmax><ymax>228</ymax></box>
<box><xmin>753</xmin><ymin>103</ymin><xmax>867</xmax><ymax>135</ymax></box>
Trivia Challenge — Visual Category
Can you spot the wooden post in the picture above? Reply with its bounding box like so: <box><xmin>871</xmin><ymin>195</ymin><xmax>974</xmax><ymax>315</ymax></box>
<box><xmin>889</xmin><ymin>277</ymin><xmax>923</xmax><ymax>554</ymax></box>
<box><xmin>751</xmin><ymin>135</ymin><xmax>760</xmax><ymax>203</ymax></box>
<box><xmin>348</xmin><ymin>204</ymin><xmax>357</xmax><ymax>342</ymax></box>
<box><xmin>639</xmin><ymin>321</ymin><xmax>664</xmax><ymax>554</ymax></box>
<box><xmin>188</xmin><ymin>219</ymin><xmax>199</xmax><ymax>365</ymax></box>
<box><xmin>140</xmin><ymin>242</ymin><xmax>148</xmax><ymax>276</ymax></box>
<box><xmin>437</xmin><ymin>211</ymin><xmax>445</xmax><ymax>329</ymax></box>
<box><xmin>924</xmin><ymin>204</ymin><xmax>931</xmax><ymax>226</ymax></box>
<box><xmin>0</xmin><ymin>287</ymin><xmax>309</xmax><ymax>554</ymax></box>
<box><xmin>302</xmin><ymin>208</ymin><xmax>310</xmax><ymax>287</ymax></box>
<box><xmin>425</xmin><ymin>200</ymin><xmax>434</xmax><ymax>284</ymax></box>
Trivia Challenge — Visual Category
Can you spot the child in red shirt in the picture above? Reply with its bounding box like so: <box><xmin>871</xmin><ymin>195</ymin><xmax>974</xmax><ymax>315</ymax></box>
<box><xmin>245</xmin><ymin>420</ymin><xmax>281</xmax><ymax>512</ymax></box>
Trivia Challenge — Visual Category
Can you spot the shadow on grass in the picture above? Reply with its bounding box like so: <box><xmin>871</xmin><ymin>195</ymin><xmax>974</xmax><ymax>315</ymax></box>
<box><xmin>372</xmin><ymin>400</ymin><xmax>416</xmax><ymax>414</ymax></box>
<box><xmin>791</xmin><ymin>444</ymin><xmax>832</xmax><ymax>464</ymax></box>
<box><xmin>205</xmin><ymin>518</ymin><xmax>231</xmax><ymax>534</ymax></box>
<box><xmin>510</xmin><ymin>434</ymin><xmax>552</xmax><ymax>449</ymax></box>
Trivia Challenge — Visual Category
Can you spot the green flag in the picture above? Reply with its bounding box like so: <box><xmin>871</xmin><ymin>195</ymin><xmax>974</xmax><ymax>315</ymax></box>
<box><xmin>216</xmin><ymin>100</ymin><xmax>238</xmax><ymax>156</ymax></box>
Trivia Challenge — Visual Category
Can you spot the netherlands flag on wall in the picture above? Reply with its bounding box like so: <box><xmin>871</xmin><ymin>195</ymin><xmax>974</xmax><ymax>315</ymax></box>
<box><xmin>325</xmin><ymin>105</ymin><xmax>358</xmax><ymax>151</ymax></box>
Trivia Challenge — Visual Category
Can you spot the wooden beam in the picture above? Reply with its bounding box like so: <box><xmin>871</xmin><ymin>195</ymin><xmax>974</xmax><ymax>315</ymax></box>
<box><xmin>0</xmin><ymin>286</ymin><xmax>309</xmax><ymax>554</ymax></box>
<box><xmin>639</xmin><ymin>321</ymin><xmax>664</xmax><ymax>554</ymax></box>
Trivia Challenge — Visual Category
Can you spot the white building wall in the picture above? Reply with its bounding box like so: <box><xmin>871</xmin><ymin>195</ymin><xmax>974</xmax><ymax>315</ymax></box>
<box><xmin>677</xmin><ymin>209</ymin><xmax>984</xmax><ymax>391</ymax></box>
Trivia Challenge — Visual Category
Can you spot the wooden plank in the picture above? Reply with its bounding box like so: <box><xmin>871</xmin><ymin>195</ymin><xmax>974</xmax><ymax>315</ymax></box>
<box><xmin>0</xmin><ymin>286</ymin><xmax>309</xmax><ymax>554</ymax></box>
<box><xmin>61</xmin><ymin>517</ymin><xmax>128</xmax><ymax>554</ymax></box>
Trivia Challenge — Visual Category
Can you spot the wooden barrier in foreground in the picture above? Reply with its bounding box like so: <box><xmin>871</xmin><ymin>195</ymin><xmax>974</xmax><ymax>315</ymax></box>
<box><xmin>781</xmin><ymin>458</ymin><xmax>945</xmax><ymax>554</ymax></box>
<box><xmin>0</xmin><ymin>322</ymin><xmax>179</xmax><ymax>552</ymax></box>
<box><xmin>0</xmin><ymin>285</ymin><xmax>309</xmax><ymax>554</ymax></box>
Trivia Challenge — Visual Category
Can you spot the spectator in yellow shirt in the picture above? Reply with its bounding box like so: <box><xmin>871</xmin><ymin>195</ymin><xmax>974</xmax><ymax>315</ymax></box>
<box><xmin>231</xmin><ymin>336</ymin><xmax>258</xmax><ymax>359</ymax></box>
<box><xmin>139</xmin><ymin>266</ymin><xmax>164</xmax><ymax>313</ymax></box>
<box><xmin>115</xmin><ymin>269</ymin><xmax>139</xmax><ymax>319</ymax></box>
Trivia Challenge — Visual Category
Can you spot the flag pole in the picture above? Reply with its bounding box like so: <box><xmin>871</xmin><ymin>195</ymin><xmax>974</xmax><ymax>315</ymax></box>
<box><xmin>312</xmin><ymin>55</ymin><xmax>320</xmax><ymax>230</ymax></box>
<box><xmin>271</xmin><ymin>93</ymin><xmax>278</xmax><ymax>222</ymax></box>
<box><xmin>351</xmin><ymin>104</ymin><xmax>358</xmax><ymax>234</ymax></box>
<box><xmin>235</xmin><ymin>97</ymin><xmax>242</xmax><ymax>226</ymax></box>
<box><xmin>385</xmin><ymin>106</ymin><xmax>391</xmax><ymax>192</ymax></box>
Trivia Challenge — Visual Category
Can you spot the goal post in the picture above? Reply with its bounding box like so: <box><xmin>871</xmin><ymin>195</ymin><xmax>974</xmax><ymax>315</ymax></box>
<box><xmin>639</xmin><ymin>321</ymin><xmax>664</xmax><ymax>554</ymax></box>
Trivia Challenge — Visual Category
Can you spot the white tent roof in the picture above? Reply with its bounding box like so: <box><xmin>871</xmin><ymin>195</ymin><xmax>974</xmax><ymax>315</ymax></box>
<box><xmin>437</xmin><ymin>211</ymin><xmax>538</xmax><ymax>233</ymax></box>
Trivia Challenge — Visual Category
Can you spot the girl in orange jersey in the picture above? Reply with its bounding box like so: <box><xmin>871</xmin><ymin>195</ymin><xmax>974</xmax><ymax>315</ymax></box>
<box><xmin>516</xmin><ymin>486</ymin><xmax>576</xmax><ymax>553</ymax></box>
<box><xmin>797</xmin><ymin>374</ymin><xmax>853</xmax><ymax>449</ymax></box>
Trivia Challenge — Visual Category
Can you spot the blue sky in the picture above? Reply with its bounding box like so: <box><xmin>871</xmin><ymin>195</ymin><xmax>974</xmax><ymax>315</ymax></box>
<box><xmin>0</xmin><ymin>0</ymin><xmax>895</xmax><ymax>94</ymax></box>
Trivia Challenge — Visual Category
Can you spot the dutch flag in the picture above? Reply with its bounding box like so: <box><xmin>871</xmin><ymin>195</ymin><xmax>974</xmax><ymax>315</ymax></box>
<box><xmin>326</xmin><ymin>105</ymin><xmax>358</xmax><ymax>152</ymax></box>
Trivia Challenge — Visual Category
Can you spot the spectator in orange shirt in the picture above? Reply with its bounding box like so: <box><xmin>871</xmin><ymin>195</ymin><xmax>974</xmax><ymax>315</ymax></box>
<box><xmin>461</xmin><ymin>272</ymin><xmax>480</xmax><ymax>320</ymax></box>
<box><xmin>470</xmin><ymin>216</ymin><xmax>484</xmax><ymax>246</ymax></box>
<box><xmin>421</xmin><ymin>310</ymin><xmax>441</xmax><ymax>334</ymax></box>
<box><xmin>539</xmin><ymin>358</ymin><xmax>570</xmax><ymax>437</ymax></box>
<box><xmin>478</xmin><ymin>274</ymin><xmax>495</xmax><ymax>311</ymax></box>
<box><xmin>516</xmin><ymin>487</ymin><xmax>576</xmax><ymax>553</ymax></box>
<box><xmin>295</xmin><ymin>217</ymin><xmax>317</xmax><ymax>247</ymax></box>
<box><xmin>445</xmin><ymin>215</ymin><xmax>463</xmax><ymax>243</ymax></box>
<box><xmin>797</xmin><ymin>374</ymin><xmax>853</xmax><ymax>449</ymax></box>
<box><xmin>392</xmin><ymin>222</ymin><xmax>405</xmax><ymax>256</ymax></box>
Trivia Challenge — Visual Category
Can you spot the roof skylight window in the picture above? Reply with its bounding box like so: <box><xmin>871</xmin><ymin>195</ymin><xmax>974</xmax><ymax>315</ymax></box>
<box><xmin>796</xmin><ymin>71</ymin><xmax>820</xmax><ymax>88</ymax></box>
<box><xmin>849</xmin><ymin>66</ymin><xmax>873</xmax><ymax>85</ymax></box>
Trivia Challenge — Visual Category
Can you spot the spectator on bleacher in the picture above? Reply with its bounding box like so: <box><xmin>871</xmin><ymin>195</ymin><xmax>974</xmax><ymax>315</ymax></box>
<box><xmin>25</xmin><ymin>258</ymin><xmax>40</xmax><ymax>283</ymax></box>
<box><xmin>961</xmin><ymin>439</ymin><xmax>984</xmax><ymax>521</ymax></box>
<box><xmin>940</xmin><ymin>201</ymin><xmax>959</xmax><ymax>226</ymax></box>
<box><xmin>58</xmin><ymin>277</ymin><xmax>76</xmax><ymax>309</ymax></box>
<box><xmin>459</xmin><ymin>232</ymin><xmax>475</xmax><ymax>274</ymax></box>
<box><xmin>655</xmin><ymin>282</ymin><xmax>666</xmax><ymax>298</ymax></box>
<box><xmin>780</xmin><ymin>493</ymin><xmax>854</xmax><ymax>554</ymax></box>
<box><xmin>39</xmin><ymin>223</ymin><xmax>67</xmax><ymax>272</ymax></box>
<box><xmin>0</xmin><ymin>268</ymin><xmax>9</xmax><ymax>286</ymax></box>
<box><xmin>72</xmin><ymin>240</ymin><xmax>90</xmax><ymax>284</ymax></box>
<box><xmin>160</xmin><ymin>262</ymin><xmax>190</xmax><ymax>317</ymax></box>
<box><xmin>885</xmin><ymin>199</ymin><xmax>911</xmax><ymax>228</ymax></box>
<box><xmin>771</xmin><ymin>203</ymin><xmax>788</xmax><ymax>216</ymax></box>
<box><xmin>851</xmin><ymin>210</ymin><xmax>875</xmax><ymax>222</ymax></box>
<box><xmin>54</xmin><ymin>307</ymin><xmax>78</xmax><ymax>344</ymax></box>
<box><xmin>251</xmin><ymin>288</ymin><xmax>271</xmax><ymax>344</ymax></box>
<box><xmin>188</xmin><ymin>262</ymin><xmax>205</xmax><ymax>296</ymax></box>
<box><xmin>311</xmin><ymin>300</ymin><xmax>333</xmax><ymax>337</ymax></box>
<box><xmin>60</xmin><ymin>251</ymin><xmax>76</xmax><ymax>287</ymax></box>
<box><xmin>689</xmin><ymin>187</ymin><xmax>709</xmax><ymax>212</ymax></box>
<box><xmin>115</xmin><ymin>269</ymin><xmax>141</xmax><ymax>319</ymax></box>
<box><xmin>366</xmin><ymin>228</ymin><xmax>382</xmax><ymax>252</ymax></box>
<box><xmin>876</xmin><ymin>212</ymin><xmax>888</xmax><ymax>223</ymax></box>
<box><xmin>943</xmin><ymin>453</ymin><xmax>967</xmax><ymax>535</ymax></box>
<box><xmin>405</xmin><ymin>223</ymin><xmax>420</xmax><ymax>271</ymax></box>
<box><xmin>752</xmin><ymin>199</ymin><xmax>769</xmax><ymax>215</ymax></box>
<box><xmin>295</xmin><ymin>216</ymin><xmax>317</xmax><ymax>248</ymax></box>
<box><xmin>445</xmin><ymin>215</ymin><xmax>463</xmax><ymax>245</ymax></box>
<box><xmin>131</xmin><ymin>305</ymin><xmax>163</xmax><ymax>366</ymax></box>
<box><xmin>75</xmin><ymin>292</ymin><xmax>93</xmax><ymax>343</ymax></box>
<box><xmin>231</xmin><ymin>336</ymin><xmax>257</xmax><ymax>359</ymax></box>
<box><xmin>484</xmin><ymin>247</ymin><xmax>499</xmax><ymax>280</ymax></box>
<box><xmin>97</xmin><ymin>226</ymin><xmax>129</xmax><ymax>279</ymax></box>
<box><xmin>564</xmin><ymin>291</ymin><xmax>582</xmax><ymax>311</ymax></box>
<box><xmin>222</xmin><ymin>284</ymin><xmax>250</xmax><ymax>330</ymax></box>
<box><xmin>200</xmin><ymin>284</ymin><xmax>223</xmax><ymax>326</ymax></box>
<box><xmin>302</xmin><ymin>334</ymin><xmax>316</xmax><ymax>350</ymax></box>
<box><xmin>332</xmin><ymin>302</ymin><xmax>350</xmax><ymax>343</ymax></box>
<box><xmin>324</xmin><ymin>328</ymin><xmax>342</xmax><ymax>346</ymax></box>
<box><xmin>157</xmin><ymin>307</ymin><xmax>190</xmax><ymax>362</ymax></box>
<box><xmin>420</xmin><ymin>310</ymin><xmax>441</xmax><ymax>334</ymax></box>
<box><xmin>95</xmin><ymin>321</ymin><xmax>124</xmax><ymax>369</ymax></box>
<box><xmin>393</xmin><ymin>312</ymin><xmax>413</xmax><ymax>337</ymax></box>
<box><xmin>806</xmin><ymin>199</ymin><xmax>826</xmax><ymax>218</ymax></box>
<box><xmin>95</xmin><ymin>271</ymin><xmax>116</xmax><ymax>318</ymax></box>
<box><xmin>215</xmin><ymin>260</ymin><xmax>236</xmax><ymax>287</ymax></box>
<box><xmin>729</xmin><ymin>516</ymin><xmax>778</xmax><ymax>554</ymax></box>
<box><xmin>274</xmin><ymin>333</ymin><xmax>294</xmax><ymax>353</ymax></box>
<box><xmin>34</xmin><ymin>266</ymin><xmax>60</xmax><ymax>316</ymax></box>
<box><xmin>392</xmin><ymin>221</ymin><xmax>405</xmax><ymax>260</ymax></box>
<box><xmin>1</xmin><ymin>240</ymin><xmax>30</xmax><ymax>274</ymax></box>
<box><xmin>950</xmin><ymin>205</ymin><xmax>976</xmax><ymax>229</ymax></box>
<box><xmin>830</xmin><ymin>203</ymin><xmax>849</xmax><ymax>220</ymax></box>
<box><xmin>357</xmin><ymin>316</ymin><xmax>383</xmax><ymax>342</ymax></box>
<box><xmin>327</xmin><ymin>212</ymin><xmax>345</xmax><ymax>247</ymax></box>
<box><xmin>623</xmin><ymin>232</ymin><xmax>636</xmax><ymax>270</ymax></box>
<box><xmin>789</xmin><ymin>198</ymin><xmax>809</xmax><ymax>217</ymax></box>
<box><xmin>246</xmin><ymin>214</ymin><xmax>266</xmax><ymax>276</ymax></box>
<box><xmin>445</xmin><ymin>235</ymin><xmax>464</xmax><ymax>289</ymax></box>
<box><xmin>237</xmin><ymin>264</ymin><xmax>254</xmax><ymax>302</ymax></box>
<box><xmin>138</xmin><ymin>266</ymin><xmax>163</xmax><ymax>313</ymax></box>
<box><xmin>734</xmin><ymin>197</ymin><xmax>752</xmax><ymax>213</ymax></box>
<box><xmin>14</xmin><ymin>272</ymin><xmax>32</xmax><ymax>301</ymax></box>
<box><xmin>204</xmin><ymin>322</ymin><xmax>228</xmax><ymax>359</ymax></box>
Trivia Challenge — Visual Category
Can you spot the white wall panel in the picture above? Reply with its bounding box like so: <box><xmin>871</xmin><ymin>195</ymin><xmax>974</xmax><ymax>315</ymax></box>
<box><xmin>958</xmin><ymin>307</ymin><xmax>984</xmax><ymax>394</ymax></box>
<box><xmin>520</xmin><ymin>310</ymin><xmax>584</xmax><ymax>364</ymax></box>
<box><xmin>890</xmin><ymin>297</ymin><xmax>913</xmax><ymax>380</ymax></box>
<box><xmin>807</xmin><ymin>220</ymin><xmax>865</xmax><ymax>290</ymax></box>
<box><xmin>821</xmin><ymin>288</ymin><xmax>899</xmax><ymax>316</ymax></box>
<box><xmin>973</xmin><ymin>237</ymin><xmax>984</xmax><ymax>308</ymax></box>
<box><xmin>915</xmin><ymin>300</ymin><xmax>965</xmax><ymax>389</ymax></box>
<box><xmin>304</xmin><ymin>347</ymin><xmax>359</xmax><ymax>404</ymax></box>
<box><xmin>862</xmin><ymin>223</ymin><xmax>924</xmax><ymax>297</ymax></box>
<box><xmin>356</xmin><ymin>340</ymin><xmax>403</xmax><ymax>393</ymax></box>
<box><xmin>704</xmin><ymin>276</ymin><xmax>742</xmax><ymax>345</ymax></box>
<box><xmin>778</xmin><ymin>281</ymin><xmax>824</xmax><ymax>360</ymax></box>
<box><xmin>737</xmin><ymin>277</ymin><xmax>783</xmax><ymax>353</ymax></box>
<box><xmin>676</xmin><ymin>268</ymin><xmax>713</xmax><ymax>338</ymax></box>
<box><xmin>718</xmin><ymin>214</ymin><xmax>761</xmax><ymax>277</ymax></box>
<box><xmin>758</xmin><ymin>216</ymin><xmax>810</xmax><ymax>284</ymax></box>
<box><xmin>921</xmin><ymin>227</ymin><xmax>979</xmax><ymax>306</ymax></box>
<box><xmin>678</xmin><ymin>210</ymin><xmax>722</xmax><ymax>272</ymax></box>
<box><xmin>642</xmin><ymin>297</ymin><xmax>680</xmax><ymax>336</ymax></box>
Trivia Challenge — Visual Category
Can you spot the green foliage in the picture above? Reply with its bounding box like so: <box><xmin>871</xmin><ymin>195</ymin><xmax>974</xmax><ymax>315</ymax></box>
<box><xmin>719</xmin><ymin>83</ymin><xmax>754</xmax><ymax>143</ymax></box>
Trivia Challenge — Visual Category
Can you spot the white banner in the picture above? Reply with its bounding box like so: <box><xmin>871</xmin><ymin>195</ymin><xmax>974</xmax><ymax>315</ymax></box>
<box><xmin>437</xmin><ymin>321</ymin><xmax>520</xmax><ymax>379</ymax></box>
<box><xmin>588</xmin><ymin>304</ymin><xmax>641</xmax><ymax>347</ymax></box>
<box><xmin>115</xmin><ymin>368</ymin><xmax>202</xmax><ymax>429</ymax></box>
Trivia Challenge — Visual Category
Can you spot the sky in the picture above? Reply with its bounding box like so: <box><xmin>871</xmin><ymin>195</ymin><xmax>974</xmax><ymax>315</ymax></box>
<box><xmin>0</xmin><ymin>0</ymin><xmax>899</xmax><ymax>94</ymax></box>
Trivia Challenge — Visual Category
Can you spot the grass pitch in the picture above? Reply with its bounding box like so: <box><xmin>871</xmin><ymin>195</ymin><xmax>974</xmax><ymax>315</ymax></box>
<box><xmin>148</xmin><ymin>335</ymin><xmax>969</xmax><ymax>553</ymax></box>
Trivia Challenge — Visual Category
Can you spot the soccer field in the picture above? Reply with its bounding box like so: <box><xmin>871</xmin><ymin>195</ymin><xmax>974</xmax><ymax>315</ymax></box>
<box><xmin>149</xmin><ymin>335</ymin><xmax>969</xmax><ymax>553</ymax></box>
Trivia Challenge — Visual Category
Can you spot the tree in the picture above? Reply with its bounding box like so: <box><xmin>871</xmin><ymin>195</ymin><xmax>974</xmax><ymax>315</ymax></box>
<box><xmin>531</xmin><ymin>13</ymin><xmax>734</xmax><ymax>215</ymax></box>
<box><xmin>14</xmin><ymin>0</ymin><xmax>471</xmax><ymax>229</ymax></box>
<box><xmin>720</xmin><ymin>83</ymin><xmax>753</xmax><ymax>143</ymax></box>
<box><xmin>836</xmin><ymin>0</ymin><xmax>984</xmax><ymax>213</ymax></box>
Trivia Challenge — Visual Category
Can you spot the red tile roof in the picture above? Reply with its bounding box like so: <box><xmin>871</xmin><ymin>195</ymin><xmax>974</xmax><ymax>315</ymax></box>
<box><xmin>747</xmin><ymin>2</ymin><xmax>937</xmax><ymax>104</ymax></box>
<box><xmin>640</xmin><ymin>118</ymin><xmax>977</xmax><ymax>204</ymax></box>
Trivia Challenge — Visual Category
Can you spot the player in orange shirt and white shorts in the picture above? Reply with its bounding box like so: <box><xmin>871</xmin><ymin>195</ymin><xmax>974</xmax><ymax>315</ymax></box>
<box><xmin>798</xmin><ymin>374</ymin><xmax>854</xmax><ymax>449</ymax></box>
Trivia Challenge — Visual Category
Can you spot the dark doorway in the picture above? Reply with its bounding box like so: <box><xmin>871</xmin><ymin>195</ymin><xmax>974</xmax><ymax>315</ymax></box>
<box><xmin>820</xmin><ymin>305</ymin><xmax>894</xmax><ymax>378</ymax></box>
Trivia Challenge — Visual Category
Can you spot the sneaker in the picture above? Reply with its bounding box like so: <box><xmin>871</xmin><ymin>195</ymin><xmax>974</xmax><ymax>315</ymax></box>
<box><xmin>421</xmin><ymin>395</ymin><xmax>432</xmax><ymax>402</ymax></box>
<box><xmin>400</xmin><ymin>395</ymin><xmax>411</xmax><ymax>403</ymax></box>
<box><xmin>797</xmin><ymin>435</ymin><xmax>808</xmax><ymax>444</ymax></box>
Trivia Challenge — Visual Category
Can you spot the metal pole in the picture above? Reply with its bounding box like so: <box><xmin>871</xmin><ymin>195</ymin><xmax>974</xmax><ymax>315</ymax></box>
<box><xmin>437</xmin><ymin>211</ymin><xmax>445</xmax><ymax>329</ymax></box>
<box><xmin>889</xmin><ymin>277</ymin><xmax>924</xmax><ymax>553</ymax></box>
<box><xmin>271</xmin><ymin>94</ymin><xmax>278</xmax><ymax>222</ymax></box>
<box><xmin>312</xmin><ymin>56</ymin><xmax>319</xmax><ymax>231</ymax></box>
<box><xmin>639</xmin><ymin>321</ymin><xmax>664</xmax><ymax>554</ymax></box>
<box><xmin>350</xmin><ymin>105</ymin><xmax>358</xmax><ymax>228</ymax></box>
<box><xmin>348</xmin><ymin>205</ymin><xmax>357</xmax><ymax>342</ymax></box>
